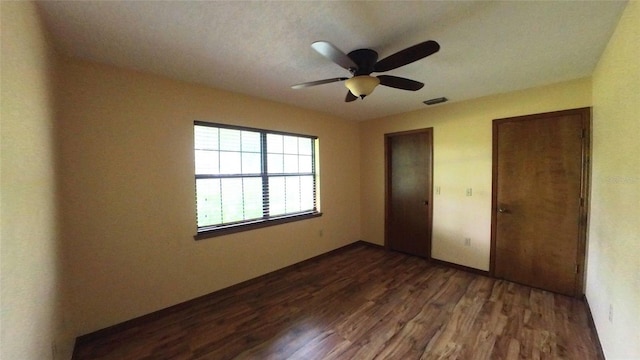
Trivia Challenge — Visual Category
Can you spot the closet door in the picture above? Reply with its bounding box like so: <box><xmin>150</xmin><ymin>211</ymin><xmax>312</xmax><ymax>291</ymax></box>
<box><xmin>385</xmin><ymin>129</ymin><xmax>433</xmax><ymax>258</ymax></box>
<box><xmin>492</xmin><ymin>108</ymin><xmax>590</xmax><ymax>296</ymax></box>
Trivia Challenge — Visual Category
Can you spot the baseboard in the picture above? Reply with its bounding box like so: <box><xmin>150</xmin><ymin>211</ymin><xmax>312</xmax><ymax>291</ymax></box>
<box><xmin>71</xmin><ymin>241</ymin><xmax>494</xmax><ymax>358</ymax></box>
<box><xmin>429</xmin><ymin>257</ymin><xmax>490</xmax><ymax>276</ymax></box>
<box><xmin>357</xmin><ymin>243</ymin><xmax>490</xmax><ymax>277</ymax></box>
<box><xmin>583</xmin><ymin>295</ymin><xmax>606</xmax><ymax>360</ymax></box>
<box><xmin>356</xmin><ymin>240</ymin><xmax>385</xmax><ymax>250</ymax></box>
<box><xmin>72</xmin><ymin>240</ymin><xmax>368</xmax><ymax>356</ymax></box>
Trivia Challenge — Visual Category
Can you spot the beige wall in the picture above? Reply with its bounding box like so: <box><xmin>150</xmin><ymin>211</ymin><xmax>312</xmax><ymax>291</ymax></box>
<box><xmin>359</xmin><ymin>78</ymin><xmax>591</xmax><ymax>270</ymax></box>
<box><xmin>0</xmin><ymin>2</ymin><xmax>71</xmax><ymax>359</ymax></box>
<box><xmin>588</xmin><ymin>1</ymin><xmax>640</xmax><ymax>358</ymax></box>
<box><xmin>56</xmin><ymin>59</ymin><xmax>361</xmax><ymax>337</ymax></box>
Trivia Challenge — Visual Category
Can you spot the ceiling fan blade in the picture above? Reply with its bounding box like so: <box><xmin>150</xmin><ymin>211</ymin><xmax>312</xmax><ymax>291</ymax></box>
<box><xmin>345</xmin><ymin>91</ymin><xmax>357</xmax><ymax>102</ymax></box>
<box><xmin>378</xmin><ymin>75</ymin><xmax>424</xmax><ymax>91</ymax></box>
<box><xmin>311</xmin><ymin>41</ymin><xmax>358</xmax><ymax>71</ymax></box>
<box><xmin>374</xmin><ymin>40</ymin><xmax>440</xmax><ymax>73</ymax></box>
<box><xmin>291</xmin><ymin>77</ymin><xmax>348</xmax><ymax>89</ymax></box>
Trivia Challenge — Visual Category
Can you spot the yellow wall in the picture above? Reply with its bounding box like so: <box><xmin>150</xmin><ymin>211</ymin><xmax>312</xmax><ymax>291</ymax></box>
<box><xmin>588</xmin><ymin>1</ymin><xmax>640</xmax><ymax>358</ymax></box>
<box><xmin>0</xmin><ymin>2</ymin><xmax>71</xmax><ymax>359</ymax></box>
<box><xmin>56</xmin><ymin>59</ymin><xmax>361</xmax><ymax>336</ymax></box>
<box><xmin>360</xmin><ymin>78</ymin><xmax>591</xmax><ymax>270</ymax></box>
<box><xmin>3</xmin><ymin>2</ymin><xmax>637</xmax><ymax>358</ymax></box>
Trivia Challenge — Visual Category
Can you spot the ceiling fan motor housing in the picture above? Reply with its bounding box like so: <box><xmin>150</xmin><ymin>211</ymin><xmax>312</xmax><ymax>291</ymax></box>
<box><xmin>347</xmin><ymin>49</ymin><xmax>379</xmax><ymax>75</ymax></box>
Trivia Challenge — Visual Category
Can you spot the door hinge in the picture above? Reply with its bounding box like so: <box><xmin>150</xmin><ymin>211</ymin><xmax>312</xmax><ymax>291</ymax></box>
<box><xmin>581</xmin><ymin>128</ymin><xmax>586</xmax><ymax>139</ymax></box>
<box><xmin>576</xmin><ymin>264</ymin><xmax>580</xmax><ymax>274</ymax></box>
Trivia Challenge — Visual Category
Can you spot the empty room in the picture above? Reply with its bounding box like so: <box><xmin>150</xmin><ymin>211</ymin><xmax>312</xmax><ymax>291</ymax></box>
<box><xmin>1</xmin><ymin>1</ymin><xmax>638</xmax><ymax>359</ymax></box>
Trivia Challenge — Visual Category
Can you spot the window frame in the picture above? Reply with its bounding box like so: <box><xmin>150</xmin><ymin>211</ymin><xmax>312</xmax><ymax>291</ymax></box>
<box><xmin>193</xmin><ymin>121</ymin><xmax>321</xmax><ymax>240</ymax></box>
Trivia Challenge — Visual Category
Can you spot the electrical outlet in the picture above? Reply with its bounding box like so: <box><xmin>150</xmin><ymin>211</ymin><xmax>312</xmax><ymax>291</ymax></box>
<box><xmin>464</xmin><ymin>238</ymin><xmax>471</xmax><ymax>246</ymax></box>
<box><xmin>608</xmin><ymin>304</ymin><xmax>613</xmax><ymax>323</ymax></box>
<box><xmin>318</xmin><ymin>229</ymin><xmax>323</xmax><ymax>237</ymax></box>
<box><xmin>436</xmin><ymin>186</ymin><xmax>441</xmax><ymax>195</ymax></box>
<box><xmin>466</xmin><ymin>188</ymin><xmax>473</xmax><ymax>196</ymax></box>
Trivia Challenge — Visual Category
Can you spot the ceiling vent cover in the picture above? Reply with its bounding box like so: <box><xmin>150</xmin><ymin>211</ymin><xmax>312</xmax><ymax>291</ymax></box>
<box><xmin>423</xmin><ymin>97</ymin><xmax>448</xmax><ymax>105</ymax></box>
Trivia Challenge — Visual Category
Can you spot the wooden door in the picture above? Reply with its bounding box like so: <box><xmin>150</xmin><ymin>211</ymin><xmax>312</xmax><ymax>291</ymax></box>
<box><xmin>385</xmin><ymin>129</ymin><xmax>433</xmax><ymax>258</ymax></box>
<box><xmin>491</xmin><ymin>108</ymin><xmax>590</xmax><ymax>296</ymax></box>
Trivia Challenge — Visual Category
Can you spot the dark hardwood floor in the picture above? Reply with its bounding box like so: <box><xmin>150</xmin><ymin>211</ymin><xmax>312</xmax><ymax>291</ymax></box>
<box><xmin>73</xmin><ymin>243</ymin><xmax>602</xmax><ymax>359</ymax></box>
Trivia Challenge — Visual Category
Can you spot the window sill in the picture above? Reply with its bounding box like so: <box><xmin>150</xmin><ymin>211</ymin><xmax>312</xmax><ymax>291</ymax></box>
<box><xmin>194</xmin><ymin>211</ymin><xmax>322</xmax><ymax>240</ymax></box>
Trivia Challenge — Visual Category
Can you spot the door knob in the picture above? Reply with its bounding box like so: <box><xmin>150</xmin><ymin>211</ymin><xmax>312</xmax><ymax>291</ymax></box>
<box><xmin>498</xmin><ymin>207</ymin><xmax>508</xmax><ymax>213</ymax></box>
<box><xmin>423</xmin><ymin>200</ymin><xmax>429</xmax><ymax>205</ymax></box>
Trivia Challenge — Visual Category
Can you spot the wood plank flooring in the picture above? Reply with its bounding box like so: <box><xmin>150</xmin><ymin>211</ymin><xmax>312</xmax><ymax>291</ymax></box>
<box><xmin>73</xmin><ymin>243</ymin><xmax>602</xmax><ymax>359</ymax></box>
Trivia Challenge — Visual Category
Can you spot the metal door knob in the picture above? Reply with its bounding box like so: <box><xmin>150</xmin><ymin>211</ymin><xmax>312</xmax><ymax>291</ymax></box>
<box><xmin>498</xmin><ymin>207</ymin><xmax>507</xmax><ymax>213</ymax></box>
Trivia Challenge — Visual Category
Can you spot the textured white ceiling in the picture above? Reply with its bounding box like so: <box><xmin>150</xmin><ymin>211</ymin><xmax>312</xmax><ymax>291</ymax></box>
<box><xmin>37</xmin><ymin>1</ymin><xmax>627</xmax><ymax>121</ymax></box>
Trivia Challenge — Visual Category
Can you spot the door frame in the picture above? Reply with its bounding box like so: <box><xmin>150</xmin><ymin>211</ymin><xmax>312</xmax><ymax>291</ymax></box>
<box><xmin>489</xmin><ymin>107</ymin><xmax>591</xmax><ymax>296</ymax></box>
<box><xmin>384</xmin><ymin>128</ymin><xmax>434</xmax><ymax>258</ymax></box>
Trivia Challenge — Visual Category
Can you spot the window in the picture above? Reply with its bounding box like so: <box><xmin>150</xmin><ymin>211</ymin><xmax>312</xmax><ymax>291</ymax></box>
<box><xmin>194</xmin><ymin>121</ymin><xmax>320</xmax><ymax>238</ymax></box>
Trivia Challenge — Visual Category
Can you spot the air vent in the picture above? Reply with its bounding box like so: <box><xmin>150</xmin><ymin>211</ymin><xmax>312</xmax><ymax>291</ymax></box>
<box><xmin>423</xmin><ymin>97</ymin><xmax>448</xmax><ymax>106</ymax></box>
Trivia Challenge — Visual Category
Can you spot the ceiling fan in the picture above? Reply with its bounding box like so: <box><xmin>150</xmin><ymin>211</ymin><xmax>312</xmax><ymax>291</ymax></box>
<box><xmin>291</xmin><ymin>40</ymin><xmax>440</xmax><ymax>102</ymax></box>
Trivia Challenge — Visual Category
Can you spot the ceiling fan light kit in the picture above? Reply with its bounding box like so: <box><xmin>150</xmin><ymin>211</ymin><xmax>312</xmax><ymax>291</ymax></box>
<box><xmin>345</xmin><ymin>76</ymin><xmax>380</xmax><ymax>99</ymax></box>
<box><xmin>292</xmin><ymin>40</ymin><xmax>440</xmax><ymax>102</ymax></box>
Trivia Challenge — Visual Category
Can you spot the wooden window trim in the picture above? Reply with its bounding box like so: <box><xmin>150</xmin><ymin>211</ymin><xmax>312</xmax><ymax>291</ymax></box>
<box><xmin>194</xmin><ymin>211</ymin><xmax>322</xmax><ymax>240</ymax></box>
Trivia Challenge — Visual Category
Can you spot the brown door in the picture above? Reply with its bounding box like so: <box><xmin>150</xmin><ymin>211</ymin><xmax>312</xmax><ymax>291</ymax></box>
<box><xmin>491</xmin><ymin>108</ymin><xmax>589</xmax><ymax>296</ymax></box>
<box><xmin>385</xmin><ymin>129</ymin><xmax>433</xmax><ymax>258</ymax></box>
